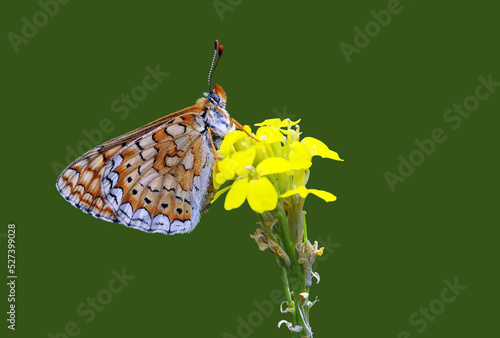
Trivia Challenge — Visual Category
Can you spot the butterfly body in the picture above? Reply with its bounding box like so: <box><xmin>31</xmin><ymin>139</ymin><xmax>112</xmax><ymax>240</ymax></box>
<box><xmin>57</xmin><ymin>84</ymin><xmax>234</xmax><ymax>235</ymax></box>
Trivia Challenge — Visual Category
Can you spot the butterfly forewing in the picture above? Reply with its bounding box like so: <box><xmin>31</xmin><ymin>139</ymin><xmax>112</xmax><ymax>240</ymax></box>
<box><xmin>57</xmin><ymin>144</ymin><xmax>124</xmax><ymax>223</ymax></box>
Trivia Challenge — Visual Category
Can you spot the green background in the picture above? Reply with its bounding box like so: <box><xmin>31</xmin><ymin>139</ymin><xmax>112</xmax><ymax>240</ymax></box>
<box><xmin>1</xmin><ymin>0</ymin><xmax>499</xmax><ymax>337</ymax></box>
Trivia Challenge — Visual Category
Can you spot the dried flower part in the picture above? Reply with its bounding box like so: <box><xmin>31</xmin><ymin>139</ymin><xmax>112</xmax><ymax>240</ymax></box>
<box><xmin>297</xmin><ymin>240</ymin><xmax>325</xmax><ymax>288</ymax></box>
<box><xmin>280</xmin><ymin>300</ymin><xmax>296</xmax><ymax>314</ymax></box>
<box><xmin>277</xmin><ymin>320</ymin><xmax>302</xmax><ymax>333</ymax></box>
<box><xmin>250</xmin><ymin>228</ymin><xmax>290</xmax><ymax>266</ymax></box>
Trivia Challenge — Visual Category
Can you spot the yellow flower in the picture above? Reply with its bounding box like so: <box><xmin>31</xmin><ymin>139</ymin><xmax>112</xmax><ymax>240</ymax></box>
<box><xmin>212</xmin><ymin>117</ymin><xmax>342</xmax><ymax>214</ymax></box>
<box><xmin>221</xmin><ymin>157</ymin><xmax>293</xmax><ymax>213</ymax></box>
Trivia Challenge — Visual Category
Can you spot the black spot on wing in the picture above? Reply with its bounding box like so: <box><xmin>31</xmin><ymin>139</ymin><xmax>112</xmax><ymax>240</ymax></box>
<box><xmin>148</xmin><ymin>186</ymin><xmax>159</xmax><ymax>193</ymax></box>
<box><xmin>109</xmin><ymin>192</ymin><xmax>119</xmax><ymax>205</ymax></box>
<box><xmin>135</xmin><ymin>140</ymin><xmax>144</xmax><ymax>151</ymax></box>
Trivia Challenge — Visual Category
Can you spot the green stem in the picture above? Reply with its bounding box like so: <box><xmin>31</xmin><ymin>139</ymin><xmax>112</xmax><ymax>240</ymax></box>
<box><xmin>285</xmin><ymin>201</ymin><xmax>311</xmax><ymax>336</ymax></box>
<box><xmin>279</xmin><ymin>266</ymin><xmax>297</xmax><ymax>338</ymax></box>
<box><xmin>280</xmin><ymin>267</ymin><xmax>294</xmax><ymax>306</ymax></box>
<box><xmin>276</xmin><ymin>201</ymin><xmax>296</xmax><ymax>261</ymax></box>
<box><xmin>303</xmin><ymin>211</ymin><xmax>308</xmax><ymax>244</ymax></box>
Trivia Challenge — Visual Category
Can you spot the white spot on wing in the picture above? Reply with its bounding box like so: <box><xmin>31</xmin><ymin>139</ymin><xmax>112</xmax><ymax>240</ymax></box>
<box><xmin>68</xmin><ymin>172</ymin><xmax>80</xmax><ymax>189</ymax></box>
<box><xmin>141</xmin><ymin>147</ymin><xmax>157</xmax><ymax>160</ymax></box>
<box><xmin>57</xmin><ymin>176</ymin><xmax>66</xmax><ymax>191</ymax></box>
<box><xmin>165</xmin><ymin>155</ymin><xmax>181</xmax><ymax>167</ymax></box>
<box><xmin>175</xmin><ymin>135</ymin><xmax>191</xmax><ymax>150</ymax></box>
<box><xmin>166</xmin><ymin>124</ymin><xmax>185</xmax><ymax>137</ymax></box>
<box><xmin>108</xmin><ymin>188</ymin><xmax>123</xmax><ymax>210</ymax></box>
<box><xmin>139</xmin><ymin>135</ymin><xmax>156</xmax><ymax>149</ymax></box>
<box><xmin>182</xmin><ymin>151</ymin><xmax>194</xmax><ymax>170</ymax></box>
<box><xmin>112</xmin><ymin>155</ymin><xmax>124</xmax><ymax>169</ymax></box>
<box><xmin>151</xmin><ymin>214</ymin><xmax>171</xmax><ymax>233</ymax></box>
<box><xmin>108</xmin><ymin>171</ymin><xmax>119</xmax><ymax>186</ymax></box>
<box><xmin>170</xmin><ymin>219</ymin><xmax>192</xmax><ymax>234</ymax></box>
<box><xmin>118</xmin><ymin>202</ymin><xmax>133</xmax><ymax>221</ymax></box>
<box><xmin>130</xmin><ymin>208</ymin><xmax>152</xmax><ymax>230</ymax></box>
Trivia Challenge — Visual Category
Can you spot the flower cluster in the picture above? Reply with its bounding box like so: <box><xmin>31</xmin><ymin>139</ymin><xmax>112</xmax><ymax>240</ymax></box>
<box><xmin>213</xmin><ymin>117</ymin><xmax>343</xmax><ymax>337</ymax></box>
<box><xmin>212</xmin><ymin>118</ymin><xmax>343</xmax><ymax>213</ymax></box>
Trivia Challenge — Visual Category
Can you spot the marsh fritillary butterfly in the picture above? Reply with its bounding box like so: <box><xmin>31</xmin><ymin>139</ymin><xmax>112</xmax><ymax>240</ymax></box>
<box><xmin>57</xmin><ymin>40</ymin><xmax>246</xmax><ymax>235</ymax></box>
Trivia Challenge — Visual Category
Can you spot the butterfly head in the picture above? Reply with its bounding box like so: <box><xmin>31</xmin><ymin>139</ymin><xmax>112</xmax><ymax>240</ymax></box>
<box><xmin>206</xmin><ymin>83</ymin><xmax>227</xmax><ymax>108</ymax></box>
<box><xmin>202</xmin><ymin>83</ymin><xmax>233</xmax><ymax>137</ymax></box>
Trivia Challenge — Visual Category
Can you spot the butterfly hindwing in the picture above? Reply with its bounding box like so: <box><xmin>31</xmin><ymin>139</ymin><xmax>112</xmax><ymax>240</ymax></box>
<box><xmin>101</xmin><ymin>113</ymin><xmax>215</xmax><ymax>234</ymax></box>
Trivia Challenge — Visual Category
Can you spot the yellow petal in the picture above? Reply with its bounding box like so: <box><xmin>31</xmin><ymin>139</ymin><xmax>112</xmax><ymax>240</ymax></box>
<box><xmin>282</xmin><ymin>118</ymin><xmax>301</xmax><ymax>128</ymax></box>
<box><xmin>211</xmin><ymin>184</ymin><xmax>232</xmax><ymax>203</ymax></box>
<box><xmin>219</xmin><ymin>130</ymin><xmax>247</xmax><ymax>156</ymax></box>
<box><xmin>255</xmin><ymin>118</ymin><xmax>301</xmax><ymax>128</ymax></box>
<box><xmin>301</xmin><ymin>137</ymin><xmax>343</xmax><ymax>161</ymax></box>
<box><xmin>214</xmin><ymin>172</ymin><xmax>224</xmax><ymax>190</ymax></box>
<box><xmin>307</xmin><ymin>188</ymin><xmax>337</xmax><ymax>202</ymax></box>
<box><xmin>214</xmin><ymin>158</ymin><xmax>239</xmax><ymax>189</ymax></box>
<box><xmin>256</xmin><ymin>157</ymin><xmax>293</xmax><ymax>176</ymax></box>
<box><xmin>224</xmin><ymin>177</ymin><xmax>249</xmax><ymax>210</ymax></box>
<box><xmin>280</xmin><ymin>186</ymin><xmax>337</xmax><ymax>202</ymax></box>
<box><xmin>288</xmin><ymin>142</ymin><xmax>312</xmax><ymax>169</ymax></box>
<box><xmin>231</xmin><ymin>146</ymin><xmax>256</xmax><ymax>175</ymax></box>
<box><xmin>247</xmin><ymin>177</ymin><xmax>278</xmax><ymax>213</ymax></box>
<box><xmin>256</xmin><ymin>126</ymin><xmax>284</xmax><ymax>143</ymax></box>
<box><xmin>254</xmin><ymin>118</ymin><xmax>282</xmax><ymax>128</ymax></box>
<box><xmin>280</xmin><ymin>186</ymin><xmax>309</xmax><ymax>198</ymax></box>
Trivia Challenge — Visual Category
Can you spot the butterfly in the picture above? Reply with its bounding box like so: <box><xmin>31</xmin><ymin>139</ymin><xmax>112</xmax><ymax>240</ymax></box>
<box><xmin>57</xmin><ymin>40</ymin><xmax>247</xmax><ymax>235</ymax></box>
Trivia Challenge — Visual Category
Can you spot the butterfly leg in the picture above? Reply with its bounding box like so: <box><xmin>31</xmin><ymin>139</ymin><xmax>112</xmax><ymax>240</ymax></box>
<box><xmin>230</xmin><ymin>118</ymin><xmax>260</xmax><ymax>142</ymax></box>
<box><xmin>208</xmin><ymin>127</ymin><xmax>220</xmax><ymax>172</ymax></box>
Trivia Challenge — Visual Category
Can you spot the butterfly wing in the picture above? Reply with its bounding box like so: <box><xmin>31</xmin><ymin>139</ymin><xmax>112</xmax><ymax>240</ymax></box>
<box><xmin>57</xmin><ymin>106</ymin><xmax>215</xmax><ymax>234</ymax></box>
<box><xmin>101</xmin><ymin>113</ymin><xmax>215</xmax><ymax>234</ymax></box>
<box><xmin>57</xmin><ymin>142</ymin><xmax>122</xmax><ymax>223</ymax></box>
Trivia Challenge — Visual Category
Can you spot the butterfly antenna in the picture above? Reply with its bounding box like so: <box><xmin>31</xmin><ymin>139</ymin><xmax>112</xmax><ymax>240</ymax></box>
<box><xmin>208</xmin><ymin>40</ymin><xmax>224</xmax><ymax>93</ymax></box>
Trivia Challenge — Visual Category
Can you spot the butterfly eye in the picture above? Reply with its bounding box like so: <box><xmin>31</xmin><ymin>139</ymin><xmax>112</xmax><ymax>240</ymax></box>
<box><xmin>208</xmin><ymin>93</ymin><xmax>220</xmax><ymax>105</ymax></box>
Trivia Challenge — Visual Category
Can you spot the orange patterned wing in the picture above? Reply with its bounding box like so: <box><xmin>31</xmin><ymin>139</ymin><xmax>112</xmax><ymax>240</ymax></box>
<box><xmin>101</xmin><ymin>113</ymin><xmax>215</xmax><ymax>234</ymax></box>
<box><xmin>57</xmin><ymin>143</ymin><xmax>123</xmax><ymax>223</ymax></box>
<box><xmin>56</xmin><ymin>106</ymin><xmax>216</xmax><ymax>234</ymax></box>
